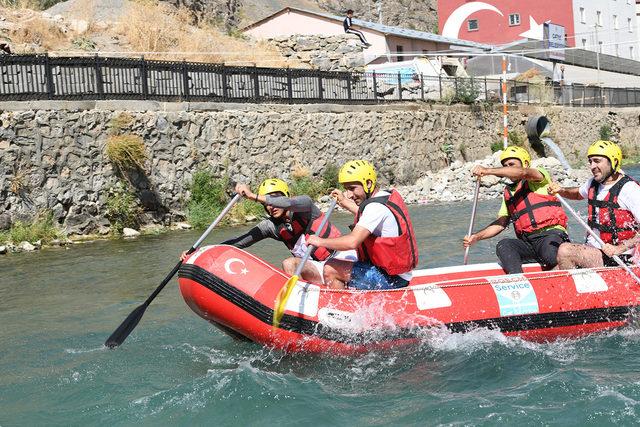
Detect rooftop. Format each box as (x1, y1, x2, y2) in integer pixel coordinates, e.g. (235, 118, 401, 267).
(243, 7, 494, 51)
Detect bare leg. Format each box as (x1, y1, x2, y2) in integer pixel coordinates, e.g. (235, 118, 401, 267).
(281, 257, 323, 284)
(556, 243, 604, 269)
(323, 258, 355, 289)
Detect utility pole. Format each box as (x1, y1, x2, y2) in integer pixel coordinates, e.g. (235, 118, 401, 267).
(595, 23, 601, 85)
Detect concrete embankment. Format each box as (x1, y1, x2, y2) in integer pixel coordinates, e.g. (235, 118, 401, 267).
(0, 100, 636, 236)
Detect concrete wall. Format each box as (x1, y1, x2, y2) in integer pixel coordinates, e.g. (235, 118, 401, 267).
(1, 100, 639, 235)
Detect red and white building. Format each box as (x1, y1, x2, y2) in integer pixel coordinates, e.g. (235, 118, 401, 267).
(438, 0, 639, 60)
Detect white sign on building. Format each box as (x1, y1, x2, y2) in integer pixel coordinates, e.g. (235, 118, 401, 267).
(544, 22, 566, 61)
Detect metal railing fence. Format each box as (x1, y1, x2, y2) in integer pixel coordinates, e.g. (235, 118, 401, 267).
(1, 54, 639, 107)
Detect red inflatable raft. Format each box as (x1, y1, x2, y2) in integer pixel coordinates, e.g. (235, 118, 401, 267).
(177, 245, 640, 354)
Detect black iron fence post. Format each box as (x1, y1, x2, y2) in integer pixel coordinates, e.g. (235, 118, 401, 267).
(347, 72, 352, 100)
(181, 60, 190, 102)
(420, 73, 424, 100)
(372, 71, 378, 102)
(44, 54, 55, 99)
(397, 72, 402, 101)
(454, 77, 458, 100)
(140, 56, 149, 99)
(318, 72, 323, 101)
(94, 54, 104, 99)
(252, 65, 260, 101)
(439, 74, 442, 101)
(221, 65, 229, 100)
(286, 67, 293, 101)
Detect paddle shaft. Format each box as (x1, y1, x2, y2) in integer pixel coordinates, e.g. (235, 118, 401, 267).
(464, 178, 481, 265)
(272, 198, 338, 328)
(105, 193, 242, 348)
(556, 194, 640, 285)
(293, 198, 338, 277)
(143, 193, 242, 307)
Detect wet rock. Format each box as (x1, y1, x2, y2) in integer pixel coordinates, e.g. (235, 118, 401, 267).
(176, 222, 192, 230)
(0, 246, 6, 254)
(122, 228, 140, 238)
(0, 213, 11, 231)
(17, 241, 36, 252)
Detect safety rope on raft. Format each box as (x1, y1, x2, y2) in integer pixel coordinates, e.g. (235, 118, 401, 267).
(312, 266, 635, 293)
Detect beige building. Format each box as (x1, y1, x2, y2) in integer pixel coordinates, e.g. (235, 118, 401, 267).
(243, 7, 492, 63)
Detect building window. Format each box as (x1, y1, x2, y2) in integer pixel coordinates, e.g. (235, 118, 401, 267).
(630, 46, 635, 59)
(629, 18, 633, 32)
(599, 41, 603, 53)
(582, 38, 587, 48)
(580, 7, 585, 23)
(596, 11, 602, 27)
(615, 44, 619, 56)
(396, 45, 403, 61)
(614, 15, 619, 29)
(468, 19, 478, 31)
(509, 14, 520, 26)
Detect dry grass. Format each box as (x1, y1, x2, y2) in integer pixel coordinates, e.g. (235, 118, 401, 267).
(291, 164, 311, 179)
(116, 0, 299, 66)
(105, 134, 147, 171)
(0, 0, 45, 9)
(4, 12, 69, 51)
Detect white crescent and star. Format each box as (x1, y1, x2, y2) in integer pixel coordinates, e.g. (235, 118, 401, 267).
(442, 2, 503, 39)
(442, 2, 545, 42)
(224, 258, 248, 275)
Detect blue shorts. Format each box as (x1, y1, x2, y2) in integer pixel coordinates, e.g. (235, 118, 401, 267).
(348, 262, 409, 290)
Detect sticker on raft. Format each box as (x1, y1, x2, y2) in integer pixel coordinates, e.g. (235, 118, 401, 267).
(284, 282, 320, 317)
(413, 284, 452, 310)
(570, 269, 608, 293)
(487, 275, 539, 316)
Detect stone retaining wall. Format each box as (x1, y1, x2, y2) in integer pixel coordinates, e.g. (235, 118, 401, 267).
(1, 100, 639, 235)
(267, 34, 366, 71)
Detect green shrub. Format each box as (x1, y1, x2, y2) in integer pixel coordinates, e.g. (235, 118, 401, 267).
(105, 134, 147, 171)
(599, 124, 613, 141)
(105, 182, 141, 234)
(454, 78, 480, 104)
(321, 163, 340, 192)
(0, 211, 64, 244)
(187, 170, 232, 228)
(508, 130, 526, 147)
(290, 175, 325, 200)
(490, 141, 504, 153)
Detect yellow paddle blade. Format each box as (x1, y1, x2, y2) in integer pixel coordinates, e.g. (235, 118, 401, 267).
(273, 275, 299, 328)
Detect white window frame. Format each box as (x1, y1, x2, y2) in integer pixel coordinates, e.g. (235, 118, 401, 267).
(508, 13, 520, 26)
(614, 15, 619, 30)
(630, 46, 635, 59)
(597, 11, 602, 27)
(582, 38, 587, 48)
(580, 7, 585, 24)
(629, 18, 633, 32)
(468, 19, 479, 31)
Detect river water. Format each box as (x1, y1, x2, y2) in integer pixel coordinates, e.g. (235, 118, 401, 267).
(3, 169, 640, 425)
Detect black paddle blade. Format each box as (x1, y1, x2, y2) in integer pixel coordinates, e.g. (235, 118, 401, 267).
(104, 303, 148, 348)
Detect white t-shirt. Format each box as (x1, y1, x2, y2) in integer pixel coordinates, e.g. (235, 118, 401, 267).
(356, 190, 413, 281)
(578, 174, 640, 254)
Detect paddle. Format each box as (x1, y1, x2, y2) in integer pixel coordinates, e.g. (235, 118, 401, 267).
(105, 193, 242, 348)
(272, 198, 338, 329)
(464, 177, 481, 265)
(555, 194, 640, 285)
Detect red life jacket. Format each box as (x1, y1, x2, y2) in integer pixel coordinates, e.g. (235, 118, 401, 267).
(276, 211, 341, 261)
(503, 180, 567, 236)
(354, 189, 419, 276)
(587, 175, 640, 245)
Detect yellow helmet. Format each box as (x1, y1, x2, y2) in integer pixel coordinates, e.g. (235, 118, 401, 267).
(500, 146, 531, 167)
(257, 178, 290, 197)
(587, 140, 622, 172)
(338, 160, 377, 194)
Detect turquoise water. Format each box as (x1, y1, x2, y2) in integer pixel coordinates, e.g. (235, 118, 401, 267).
(3, 173, 640, 425)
